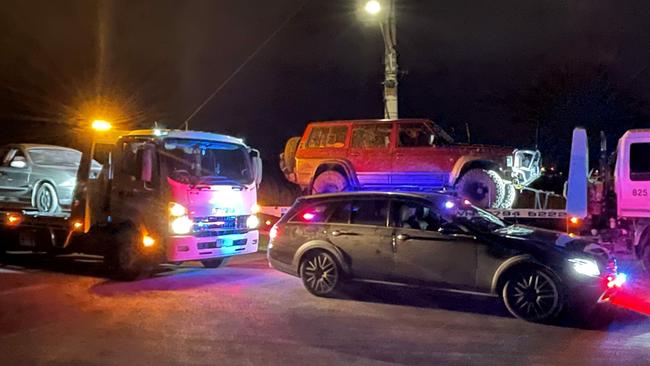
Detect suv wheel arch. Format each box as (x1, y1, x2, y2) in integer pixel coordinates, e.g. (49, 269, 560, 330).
(309, 161, 358, 191)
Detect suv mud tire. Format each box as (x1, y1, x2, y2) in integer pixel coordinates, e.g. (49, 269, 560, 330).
(500, 183, 517, 209)
(456, 169, 505, 208)
(311, 171, 349, 194)
(281, 136, 301, 174)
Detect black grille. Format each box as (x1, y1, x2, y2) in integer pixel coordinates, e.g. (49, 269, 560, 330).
(192, 215, 248, 237)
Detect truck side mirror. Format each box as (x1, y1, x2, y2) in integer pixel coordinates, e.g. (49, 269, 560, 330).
(139, 148, 153, 183)
(250, 149, 263, 186)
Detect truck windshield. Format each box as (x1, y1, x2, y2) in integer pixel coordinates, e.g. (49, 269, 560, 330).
(162, 139, 253, 185)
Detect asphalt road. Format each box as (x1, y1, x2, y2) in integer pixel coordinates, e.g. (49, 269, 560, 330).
(1, 251, 650, 366)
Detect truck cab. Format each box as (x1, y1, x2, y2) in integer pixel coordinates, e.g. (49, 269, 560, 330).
(2, 128, 263, 280)
(615, 129, 650, 218)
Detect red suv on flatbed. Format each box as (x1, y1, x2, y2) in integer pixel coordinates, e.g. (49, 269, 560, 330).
(281, 119, 540, 208)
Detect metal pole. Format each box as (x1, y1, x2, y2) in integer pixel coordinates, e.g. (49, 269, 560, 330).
(382, 0, 398, 119)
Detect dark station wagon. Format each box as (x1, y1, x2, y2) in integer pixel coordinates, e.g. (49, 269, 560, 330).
(267, 191, 626, 323)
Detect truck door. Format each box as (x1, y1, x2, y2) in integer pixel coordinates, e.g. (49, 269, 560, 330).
(616, 135, 650, 217)
(348, 123, 393, 189)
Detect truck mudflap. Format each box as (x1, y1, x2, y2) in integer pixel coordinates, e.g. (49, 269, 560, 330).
(166, 230, 259, 262)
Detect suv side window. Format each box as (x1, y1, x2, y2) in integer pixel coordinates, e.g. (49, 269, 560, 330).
(351, 124, 392, 149)
(398, 122, 434, 147)
(350, 199, 389, 226)
(306, 126, 348, 148)
(391, 199, 444, 231)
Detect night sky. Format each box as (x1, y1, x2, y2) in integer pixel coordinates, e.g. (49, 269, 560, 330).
(1, 0, 649, 167)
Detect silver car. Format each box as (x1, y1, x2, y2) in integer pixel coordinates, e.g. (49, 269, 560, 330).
(0, 144, 100, 213)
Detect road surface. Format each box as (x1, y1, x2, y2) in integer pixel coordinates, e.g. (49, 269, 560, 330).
(1, 251, 649, 365)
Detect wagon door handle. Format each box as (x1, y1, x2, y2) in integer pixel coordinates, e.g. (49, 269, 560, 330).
(331, 230, 358, 237)
(396, 234, 410, 241)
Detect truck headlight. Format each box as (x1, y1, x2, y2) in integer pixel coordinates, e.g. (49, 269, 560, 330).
(246, 215, 259, 229)
(169, 202, 188, 217)
(171, 216, 193, 234)
(568, 258, 600, 277)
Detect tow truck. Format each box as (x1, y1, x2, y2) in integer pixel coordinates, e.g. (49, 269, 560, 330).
(563, 128, 650, 272)
(0, 126, 263, 280)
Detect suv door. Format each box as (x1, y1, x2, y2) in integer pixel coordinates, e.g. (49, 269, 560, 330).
(325, 198, 394, 281)
(390, 198, 478, 290)
(348, 123, 393, 189)
(392, 121, 454, 188)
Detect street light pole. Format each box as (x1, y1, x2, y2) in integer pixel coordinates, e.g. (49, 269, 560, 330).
(381, 0, 398, 119)
(364, 0, 398, 119)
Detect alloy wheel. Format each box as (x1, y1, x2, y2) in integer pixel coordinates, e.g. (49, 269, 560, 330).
(301, 252, 340, 296)
(503, 269, 561, 322)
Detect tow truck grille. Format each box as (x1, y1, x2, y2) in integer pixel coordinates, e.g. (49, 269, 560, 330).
(192, 215, 248, 237)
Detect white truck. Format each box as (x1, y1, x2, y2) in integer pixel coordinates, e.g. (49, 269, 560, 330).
(564, 128, 650, 272)
(0, 128, 263, 280)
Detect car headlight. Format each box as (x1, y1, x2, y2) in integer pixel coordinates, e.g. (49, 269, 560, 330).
(246, 215, 260, 229)
(171, 216, 193, 234)
(568, 258, 600, 277)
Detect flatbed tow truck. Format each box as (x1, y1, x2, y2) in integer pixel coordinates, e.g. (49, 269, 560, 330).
(0, 126, 263, 280)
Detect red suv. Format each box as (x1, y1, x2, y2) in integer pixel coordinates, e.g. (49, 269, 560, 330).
(281, 119, 540, 208)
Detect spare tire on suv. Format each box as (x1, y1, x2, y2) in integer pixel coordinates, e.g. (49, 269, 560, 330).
(455, 169, 505, 208)
(280, 136, 301, 178)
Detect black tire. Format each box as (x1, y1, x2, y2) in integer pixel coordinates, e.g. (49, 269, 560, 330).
(34, 182, 60, 213)
(201, 257, 231, 268)
(455, 169, 505, 208)
(311, 170, 349, 194)
(502, 267, 564, 322)
(281, 136, 301, 173)
(500, 183, 517, 209)
(300, 251, 341, 297)
(641, 246, 650, 274)
(104, 227, 153, 281)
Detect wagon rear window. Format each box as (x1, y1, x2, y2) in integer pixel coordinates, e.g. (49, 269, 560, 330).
(630, 143, 650, 181)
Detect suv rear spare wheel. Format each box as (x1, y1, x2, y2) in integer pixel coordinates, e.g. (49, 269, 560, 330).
(456, 169, 505, 208)
(281, 136, 301, 174)
(311, 171, 349, 194)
